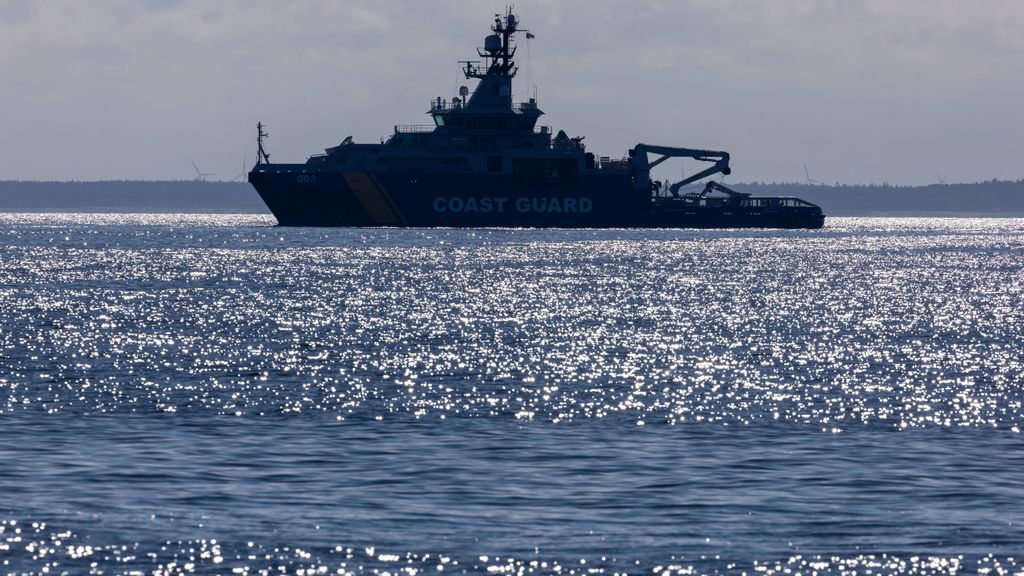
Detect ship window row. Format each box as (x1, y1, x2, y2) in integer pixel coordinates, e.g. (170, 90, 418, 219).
(686, 197, 816, 208)
(383, 157, 469, 169)
(742, 198, 815, 207)
(511, 157, 579, 177)
(440, 115, 535, 131)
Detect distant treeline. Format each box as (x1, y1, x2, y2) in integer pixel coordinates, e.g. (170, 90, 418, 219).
(1, 179, 1024, 216)
(728, 180, 1024, 216)
(0, 180, 269, 213)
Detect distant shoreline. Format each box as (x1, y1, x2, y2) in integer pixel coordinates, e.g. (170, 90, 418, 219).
(0, 180, 270, 214)
(2, 180, 1023, 217)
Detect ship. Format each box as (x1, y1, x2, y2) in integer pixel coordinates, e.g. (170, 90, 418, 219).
(248, 9, 825, 229)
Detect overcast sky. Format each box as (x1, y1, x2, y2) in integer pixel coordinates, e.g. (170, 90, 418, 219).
(2, 0, 1022, 184)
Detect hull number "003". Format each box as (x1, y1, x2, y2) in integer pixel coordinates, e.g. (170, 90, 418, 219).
(297, 175, 317, 184)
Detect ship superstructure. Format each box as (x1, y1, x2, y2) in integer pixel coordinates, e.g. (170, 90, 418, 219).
(249, 9, 824, 229)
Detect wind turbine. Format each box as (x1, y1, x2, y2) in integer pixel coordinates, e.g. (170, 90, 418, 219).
(803, 162, 822, 185)
(936, 171, 947, 185)
(190, 158, 217, 182)
(232, 155, 248, 182)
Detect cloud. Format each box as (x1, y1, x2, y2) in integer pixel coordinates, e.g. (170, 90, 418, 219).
(0, 0, 1021, 183)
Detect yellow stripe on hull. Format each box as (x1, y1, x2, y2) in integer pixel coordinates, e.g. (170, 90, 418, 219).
(344, 172, 401, 225)
(369, 173, 406, 224)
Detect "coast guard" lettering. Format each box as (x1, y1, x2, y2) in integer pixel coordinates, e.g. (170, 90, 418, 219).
(433, 197, 593, 213)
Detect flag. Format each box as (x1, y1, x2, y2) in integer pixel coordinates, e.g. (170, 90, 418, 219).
(525, 32, 535, 39)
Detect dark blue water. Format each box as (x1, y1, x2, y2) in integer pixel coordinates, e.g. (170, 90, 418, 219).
(1, 214, 1022, 575)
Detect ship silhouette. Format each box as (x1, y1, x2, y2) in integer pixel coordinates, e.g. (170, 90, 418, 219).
(249, 9, 824, 229)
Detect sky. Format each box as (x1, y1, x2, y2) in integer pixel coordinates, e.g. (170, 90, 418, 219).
(1, 0, 1022, 185)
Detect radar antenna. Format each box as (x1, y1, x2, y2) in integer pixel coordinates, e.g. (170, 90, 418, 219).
(257, 122, 271, 165)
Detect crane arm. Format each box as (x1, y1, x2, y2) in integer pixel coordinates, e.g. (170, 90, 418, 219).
(629, 144, 731, 194)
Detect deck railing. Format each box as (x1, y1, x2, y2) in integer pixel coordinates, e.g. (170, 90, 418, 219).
(428, 99, 541, 112)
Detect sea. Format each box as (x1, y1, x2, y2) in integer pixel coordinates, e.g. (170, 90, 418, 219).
(1, 214, 1022, 576)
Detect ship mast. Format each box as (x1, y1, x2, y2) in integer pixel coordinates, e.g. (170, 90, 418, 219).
(256, 122, 270, 165)
(464, 7, 521, 79)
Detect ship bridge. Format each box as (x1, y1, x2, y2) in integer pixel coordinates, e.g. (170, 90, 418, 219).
(386, 8, 547, 150)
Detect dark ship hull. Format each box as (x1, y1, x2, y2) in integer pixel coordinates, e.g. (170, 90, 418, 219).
(248, 9, 825, 230)
(250, 169, 824, 229)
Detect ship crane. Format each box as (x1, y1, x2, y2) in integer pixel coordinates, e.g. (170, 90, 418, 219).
(685, 180, 750, 201)
(630, 144, 731, 194)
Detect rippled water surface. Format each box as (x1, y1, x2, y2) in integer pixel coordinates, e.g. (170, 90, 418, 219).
(1, 214, 1023, 575)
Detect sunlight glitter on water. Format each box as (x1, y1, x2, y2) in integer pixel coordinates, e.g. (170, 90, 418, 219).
(2, 518, 1022, 576)
(1, 217, 1021, 429)
(2, 216, 1024, 574)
